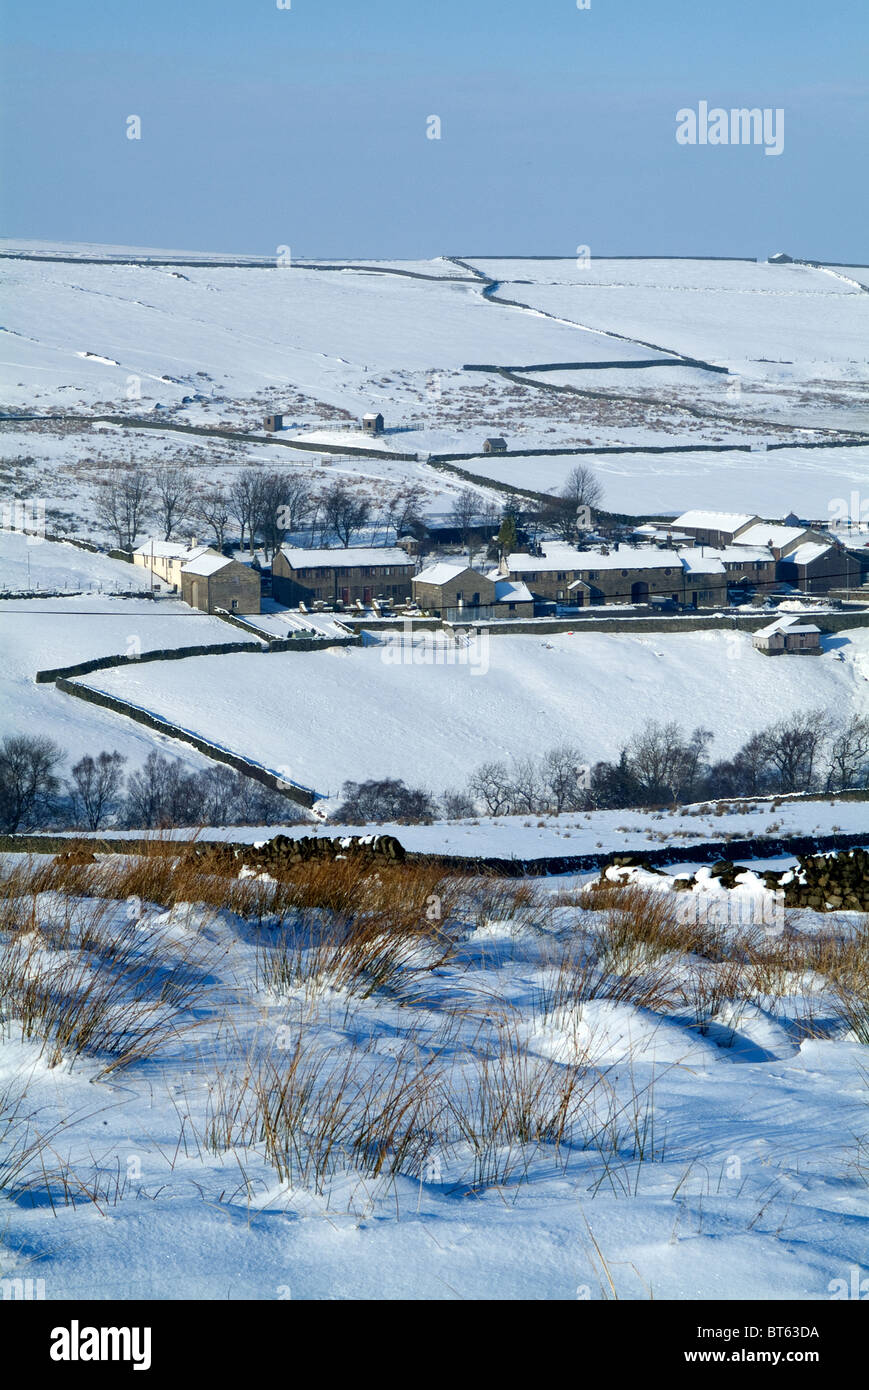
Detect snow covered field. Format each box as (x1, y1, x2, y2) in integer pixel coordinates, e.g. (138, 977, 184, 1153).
(2, 244, 866, 528)
(0, 529, 157, 596)
(75, 627, 869, 808)
(1, 257, 656, 412)
(41, 796, 869, 859)
(1, 851, 866, 1300)
(0, 533, 256, 771)
(471, 258, 869, 384)
(444, 444, 869, 520)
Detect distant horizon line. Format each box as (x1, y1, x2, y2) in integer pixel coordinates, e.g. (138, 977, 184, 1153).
(1, 240, 867, 270)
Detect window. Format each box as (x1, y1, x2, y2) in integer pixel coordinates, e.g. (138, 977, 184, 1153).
(664, 567, 672, 576)
(621, 569, 629, 577)
(587, 571, 598, 580)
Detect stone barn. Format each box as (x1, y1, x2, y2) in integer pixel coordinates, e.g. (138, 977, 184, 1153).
(180, 551, 261, 615)
(752, 616, 822, 655)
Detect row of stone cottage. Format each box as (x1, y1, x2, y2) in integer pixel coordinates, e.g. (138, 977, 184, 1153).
(132, 508, 861, 617)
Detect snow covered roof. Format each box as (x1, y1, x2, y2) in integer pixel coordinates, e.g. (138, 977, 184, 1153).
(507, 544, 687, 573)
(494, 579, 533, 604)
(703, 545, 774, 564)
(678, 550, 726, 575)
(756, 615, 821, 637)
(181, 551, 233, 577)
(280, 546, 412, 569)
(414, 562, 476, 586)
(733, 523, 809, 550)
(672, 510, 758, 534)
(505, 548, 583, 573)
(135, 540, 210, 560)
(632, 524, 692, 542)
(785, 541, 832, 567)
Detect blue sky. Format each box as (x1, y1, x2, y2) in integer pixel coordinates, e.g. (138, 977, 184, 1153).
(3, 0, 867, 259)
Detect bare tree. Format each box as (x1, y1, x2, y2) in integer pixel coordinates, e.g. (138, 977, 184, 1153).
(825, 714, 869, 791)
(538, 464, 603, 542)
(763, 709, 832, 793)
(322, 480, 370, 547)
(450, 488, 479, 558)
(192, 485, 231, 551)
(562, 463, 602, 512)
(506, 755, 547, 814)
(68, 751, 127, 830)
(229, 469, 264, 554)
(628, 721, 712, 805)
(123, 752, 201, 828)
(467, 760, 513, 816)
(154, 463, 192, 540)
(385, 484, 426, 544)
(440, 788, 476, 819)
(94, 462, 152, 549)
(541, 744, 589, 812)
(333, 778, 436, 824)
(264, 472, 312, 559)
(0, 734, 64, 832)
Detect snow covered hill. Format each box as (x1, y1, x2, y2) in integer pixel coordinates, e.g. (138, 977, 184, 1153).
(76, 626, 869, 808)
(2, 242, 866, 521)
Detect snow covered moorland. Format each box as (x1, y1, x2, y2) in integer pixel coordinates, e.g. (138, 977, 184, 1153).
(1, 244, 868, 1303)
(1, 243, 867, 525)
(0, 849, 867, 1300)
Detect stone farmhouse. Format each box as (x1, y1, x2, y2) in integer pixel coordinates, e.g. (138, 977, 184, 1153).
(272, 546, 415, 607)
(707, 544, 778, 593)
(663, 510, 859, 594)
(412, 562, 534, 619)
(502, 542, 728, 608)
(133, 539, 210, 590)
(133, 539, 260, 614)
(752, 615, 822, 655)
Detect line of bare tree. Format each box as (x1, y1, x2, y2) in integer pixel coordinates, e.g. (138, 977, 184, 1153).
(461, 711, 869, 816)
(0, 736, 297, 832)
(93, 454, 427, 557)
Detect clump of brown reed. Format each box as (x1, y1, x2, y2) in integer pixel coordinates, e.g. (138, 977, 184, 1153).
(0, 895, 217, 1073)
